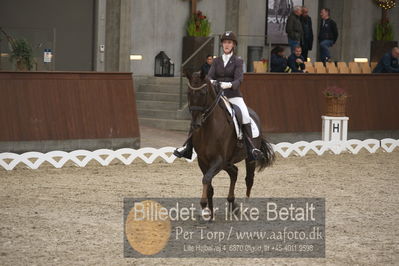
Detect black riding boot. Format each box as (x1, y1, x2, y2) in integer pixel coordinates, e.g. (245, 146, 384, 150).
(173, 135, 193, 159)
(242, 123, 264, 161)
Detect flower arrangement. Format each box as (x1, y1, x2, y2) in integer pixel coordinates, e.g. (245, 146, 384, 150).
(186, 11, 211, 37)
(323, 86, 347, 98)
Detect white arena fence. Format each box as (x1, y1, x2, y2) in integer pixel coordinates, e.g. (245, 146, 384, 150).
(0, 139, 398, 171)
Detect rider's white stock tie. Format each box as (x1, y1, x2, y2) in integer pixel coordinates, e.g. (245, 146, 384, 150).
(222, 52, 233, 67)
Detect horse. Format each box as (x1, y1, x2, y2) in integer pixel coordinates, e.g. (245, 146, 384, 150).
(185, 71, 275, 220)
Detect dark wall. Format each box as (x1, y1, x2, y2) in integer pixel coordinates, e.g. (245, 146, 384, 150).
(0, 0, 95, 71)
(0, 71, 140, 141)
(241, 73, 399, 133)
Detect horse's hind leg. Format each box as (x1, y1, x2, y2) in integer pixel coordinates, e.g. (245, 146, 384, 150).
(207, 184, 214, 219)
(245, 159, 256, 198)
(224, 164, 238, 210)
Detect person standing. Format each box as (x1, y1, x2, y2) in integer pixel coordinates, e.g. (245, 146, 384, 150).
(300, 7, 313, 60)
(318, 8, 338, 63)
(286, 6, 303, 53)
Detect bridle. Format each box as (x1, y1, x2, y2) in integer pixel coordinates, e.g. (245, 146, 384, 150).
(187, 81, 224, 127)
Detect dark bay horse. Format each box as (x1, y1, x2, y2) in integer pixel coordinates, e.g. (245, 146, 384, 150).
(186, 72, 275, 219)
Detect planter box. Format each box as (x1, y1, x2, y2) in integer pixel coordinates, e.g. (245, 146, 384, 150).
(325, 96, 347, 117)
(370, 40, 398, 62)
(182, 36, 214, 74)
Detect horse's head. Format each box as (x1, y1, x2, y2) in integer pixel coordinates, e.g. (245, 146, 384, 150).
(186, 71, 216, 129)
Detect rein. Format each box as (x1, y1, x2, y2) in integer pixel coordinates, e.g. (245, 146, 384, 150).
(188, 82, 224, 126)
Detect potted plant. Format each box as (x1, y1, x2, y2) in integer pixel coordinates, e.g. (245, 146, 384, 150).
(0, 27, 34, 71)
(10, 39, 34, 71)
(323, 87, 348, 117)
(182, 10, 213, 74)
(186, 10, 211, 37)
(370, 0, 398, 62)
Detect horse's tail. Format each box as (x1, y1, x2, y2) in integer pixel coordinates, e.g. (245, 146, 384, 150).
(256, 136, 275, 172)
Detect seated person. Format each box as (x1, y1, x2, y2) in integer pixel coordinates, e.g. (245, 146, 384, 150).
(287, 46, 307, 73)
(373, 47, 399, 73)
(270, 46, 291, 73)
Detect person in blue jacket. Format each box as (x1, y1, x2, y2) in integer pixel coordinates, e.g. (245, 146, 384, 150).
(270, 46, 291, 73)
(287, 46, 306, 73)
(373, 47, 399, 73)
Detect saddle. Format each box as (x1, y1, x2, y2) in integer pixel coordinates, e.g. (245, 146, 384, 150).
(220, 96, 260, 140)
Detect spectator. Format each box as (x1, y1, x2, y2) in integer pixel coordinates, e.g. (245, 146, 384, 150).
(318, 8, 338, 63)
(270, 46, 291, 73)
(373, 47, 399, 73)
(301, 7, 313, 60)
(200, 55, 213, 79)
(288, 46, 306, 73)
(286, 6, 303, 53)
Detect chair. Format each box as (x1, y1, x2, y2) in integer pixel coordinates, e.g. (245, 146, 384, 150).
(325, 61, 335, 67)
(326, 62, 339, 73)
(253, 61, 267, 73)
(314, 62, 325, 69)
(359, 62, 371, 74)
(370, 62, 378, 71)
(337, 62, 349, 74)
(304, 61, 313, 68)
(349, 62, 361, 74)
(306, 65, 315, 73)
(315, 65, 327, 73)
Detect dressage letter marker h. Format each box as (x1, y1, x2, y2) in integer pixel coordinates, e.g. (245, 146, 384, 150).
(322, 116, 349, 142)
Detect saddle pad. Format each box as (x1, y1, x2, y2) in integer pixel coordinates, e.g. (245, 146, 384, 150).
(221, 96, 260, 139)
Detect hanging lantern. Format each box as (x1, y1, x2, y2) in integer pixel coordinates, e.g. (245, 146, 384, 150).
(154, 51, 175, 77)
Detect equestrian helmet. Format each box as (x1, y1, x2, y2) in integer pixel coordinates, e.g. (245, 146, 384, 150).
(221, 31, 237, 45)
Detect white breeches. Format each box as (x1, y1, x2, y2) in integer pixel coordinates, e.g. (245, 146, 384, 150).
(228, 97, 251, 124)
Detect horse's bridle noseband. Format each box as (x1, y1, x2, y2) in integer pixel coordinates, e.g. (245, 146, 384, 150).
(188, 82, 224, 127)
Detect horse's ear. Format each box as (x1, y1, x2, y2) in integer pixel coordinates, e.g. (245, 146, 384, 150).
(184, 70, 193, 82)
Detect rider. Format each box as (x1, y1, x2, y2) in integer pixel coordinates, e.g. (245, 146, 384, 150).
(173, 31, 263, 161)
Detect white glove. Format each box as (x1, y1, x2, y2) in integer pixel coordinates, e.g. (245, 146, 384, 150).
(220, 82, 232, 89)
(210, 79, 217, 85)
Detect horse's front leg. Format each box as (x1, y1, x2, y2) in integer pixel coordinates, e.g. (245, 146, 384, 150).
(200, 157, 223, 219)
(224, 164, 238, 210)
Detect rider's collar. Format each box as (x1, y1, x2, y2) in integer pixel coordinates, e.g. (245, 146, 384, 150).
(222, 52, 233, 66)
